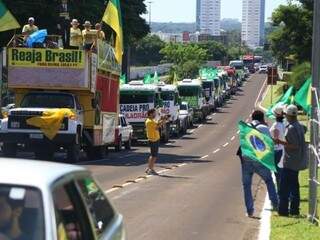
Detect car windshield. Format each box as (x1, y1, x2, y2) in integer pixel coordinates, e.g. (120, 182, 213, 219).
(0, 185, 44, 240)
(180, 104, 187, 110)
(21, 93, 75, 108)
(161, 92, 174, 101)
(120, 93, 155, 104)
(178, 87, 199, 97)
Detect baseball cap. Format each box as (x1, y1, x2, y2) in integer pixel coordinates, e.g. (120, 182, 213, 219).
(273, 104, 284, 115)
(71, 19, 79, 25)
(28, 17, 35, 22)
(285, 104, 298, 116)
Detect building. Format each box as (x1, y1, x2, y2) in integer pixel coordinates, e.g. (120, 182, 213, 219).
(196, 0, 221, 36)
(241, 0, 265, 48)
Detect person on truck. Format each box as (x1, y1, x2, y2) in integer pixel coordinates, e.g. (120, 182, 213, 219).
(95, 23, 105, 40)
(82, 21, 96, 51)
(145, 109, 165, 175)
(22, 17, 38, 36)
(69, 19, 82, 49)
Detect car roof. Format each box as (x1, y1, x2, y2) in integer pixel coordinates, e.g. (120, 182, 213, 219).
(0, 159, 87, 188)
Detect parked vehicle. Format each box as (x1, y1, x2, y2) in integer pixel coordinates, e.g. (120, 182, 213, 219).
(229, 60, 246, 83)
(179, 101, 194, 128)
(0, 159, 125, 240)
(114, 114, 133, 152)
(259, 65, 268, 74)
(0, 37, 120, 162)
(178, 79, 209, 122)
(120, 81, 171, 142)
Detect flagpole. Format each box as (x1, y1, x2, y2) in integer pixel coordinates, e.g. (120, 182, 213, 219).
(309, 0, 320, 223)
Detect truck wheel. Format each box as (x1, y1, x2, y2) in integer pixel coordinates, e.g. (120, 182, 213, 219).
(124, 137, 132, 150)
(34, 148, 54, 161)
(67, 143, 81, 163)
(115, 137, 122, 152)
(2, 143, 17, 158)
(86, 146, 107, 160)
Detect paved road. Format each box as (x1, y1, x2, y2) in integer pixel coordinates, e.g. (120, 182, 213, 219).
(83, 74, 269, 240)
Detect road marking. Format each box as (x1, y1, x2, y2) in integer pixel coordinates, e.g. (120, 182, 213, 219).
(105, 188, 119, 194)
(237, 130, 240, 135)
(178, 163, 187, 167)
(190, 129, 195, 133)
(213, 148, 220, 154)
(231, 136, 236, 141)
(122, 182, 133, 187)
(207, 117, 212, 120)
(212, 113, 217, 116)
(200, 155, 209, 159)
(166, 143, 173, 146)
(255, 77, 268, 108)
(198, 124, 203, 128)
(258, 194, 272, 240)
(223, 142, 229, 148)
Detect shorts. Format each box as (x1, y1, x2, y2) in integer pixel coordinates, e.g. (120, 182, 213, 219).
(149, 140, 160, 157)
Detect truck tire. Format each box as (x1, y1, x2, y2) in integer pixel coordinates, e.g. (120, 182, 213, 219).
(67, 143, 81, 163)
(34, 148, 54, 161)
(2, 143, 17, 158)
(124, 137, 132, 150)
(115, 136, 122, 152)
(86, 146, 107, 160)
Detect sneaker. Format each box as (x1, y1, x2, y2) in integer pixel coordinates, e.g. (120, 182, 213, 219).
(246, 212, 254, 218)
(148, 169, 159, 175)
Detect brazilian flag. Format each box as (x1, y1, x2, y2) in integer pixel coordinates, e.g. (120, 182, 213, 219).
(238, 121, 276, 172)
(0, 1, 20, 32)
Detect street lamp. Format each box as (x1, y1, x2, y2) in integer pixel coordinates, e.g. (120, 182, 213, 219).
(148, 1, 153, 27)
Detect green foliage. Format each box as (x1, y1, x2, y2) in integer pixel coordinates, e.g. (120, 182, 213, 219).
(269, 1, 313, 63)
(161, 43, 207, 80)
(198, 41, 228, 61)
(131, 34, 165, 66)
(289, 62, 311, 89)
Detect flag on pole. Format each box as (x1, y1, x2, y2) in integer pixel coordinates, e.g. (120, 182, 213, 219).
(295, 77, 312, 116)
(143, 74, 152, 84)
(120, 74, 126, 85)
(266, 86, 294, 119)
(102, 0, 123, 64)
(152, 71, 160, 84)
(0, 1, 20, 32)
(238, 121, 276, 172)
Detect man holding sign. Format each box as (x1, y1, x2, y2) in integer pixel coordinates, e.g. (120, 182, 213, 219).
(237, 110, 278, 217)
(145, 109, 166, 175)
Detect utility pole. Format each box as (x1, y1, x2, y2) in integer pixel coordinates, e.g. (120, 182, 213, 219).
(148, 1, 153, 28)
(309, 0, 320, 223)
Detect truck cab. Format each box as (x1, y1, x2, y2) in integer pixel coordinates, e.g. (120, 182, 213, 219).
(120, 81, 171, 142)
(177, 79, 208, 122)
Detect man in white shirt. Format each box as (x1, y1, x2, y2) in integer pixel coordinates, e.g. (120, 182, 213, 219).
(270, 105, 286, 193)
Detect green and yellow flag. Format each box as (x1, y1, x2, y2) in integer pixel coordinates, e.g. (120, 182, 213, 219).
(152, 71, 160, 84)
(0, 1, 20, 32)
(295, 77, 312, 116)
(266, 86, 294, 119)
(238, 121, 276, 172)
(143, 74, 152, 84)
(102, 0, 123, 64)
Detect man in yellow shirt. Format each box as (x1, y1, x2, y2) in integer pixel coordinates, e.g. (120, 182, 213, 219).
(82, 21, 96, 50)
(95, 23, 106, 40)
(22, 17, 39, 36)
(69, 19, 82, 49)
(145, 109, 165, 175)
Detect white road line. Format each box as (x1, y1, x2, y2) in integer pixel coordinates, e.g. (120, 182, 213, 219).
(255, 77, 268, 108)
(212, 113, 217, 116)
(237, 130, 240, 135)
(198, 124, 203, 128)
(190, 129, 195, 133)
(200, 155, 209, 159)
(213, 148, 220, 154)
(258, 194, 272, 240)
(231, 136, 236, 141)
(223, 142, 229, 148)
(105, 188, 119, 194)
(178, 163, 187, 167)
(166, 143, 173, 146)
(122, 182, 133, 187)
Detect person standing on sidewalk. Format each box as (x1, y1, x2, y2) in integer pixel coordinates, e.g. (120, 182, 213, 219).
(238, 110, 279, 217)
(274, 105, 307, 216)
(145, 109, 165, 175)
(270, 105, 286, 193)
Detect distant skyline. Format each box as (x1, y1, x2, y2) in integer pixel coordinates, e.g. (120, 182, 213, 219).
(143, 0, 287, 23)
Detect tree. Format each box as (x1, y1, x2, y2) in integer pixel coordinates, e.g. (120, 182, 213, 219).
(161, 43, 207, 80)
(289, 62, 311, 89)
(198, 41, 228, 61)
(268, 1, 313, 63)
(131, 34, 165, 66)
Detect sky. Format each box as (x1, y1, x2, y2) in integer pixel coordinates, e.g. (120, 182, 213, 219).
(143, 0, 288, 23)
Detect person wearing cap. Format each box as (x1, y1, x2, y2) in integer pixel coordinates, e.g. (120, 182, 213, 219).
(274, 104, 308, 216)
(22, 17, 39, 36)
(270, 105, 286, 194)
(82, 21, 96, 50)
(95, 23, 105, 41)
(69, 19, 82, 49)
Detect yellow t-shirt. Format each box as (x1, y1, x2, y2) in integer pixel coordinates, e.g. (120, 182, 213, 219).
(97, 30, 106, 40)
(22, 24, 38, 35)
(69, 27, 83, 47)
(82, 29, 97, 45)
(146, 118, 160, 142)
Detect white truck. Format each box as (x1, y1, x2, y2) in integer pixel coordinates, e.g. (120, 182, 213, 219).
(119, 81, 171, 142)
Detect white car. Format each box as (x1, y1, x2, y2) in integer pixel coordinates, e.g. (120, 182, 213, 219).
(114, 115, 133, 152)
(179, 102, 194, 128)
(259, 65, 268, 74)
(0, 159, 125, 240)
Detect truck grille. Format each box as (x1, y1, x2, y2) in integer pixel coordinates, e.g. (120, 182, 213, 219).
(8, 115, 68, 130)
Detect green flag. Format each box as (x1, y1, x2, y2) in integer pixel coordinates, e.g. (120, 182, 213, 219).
(295, 77, 312, 116)
(266, 86, 294, 119)
(238, 121, 276, 172)
(120, 74, 126, 85)
(143, 74, 152, 84)
(152, 71, 160, 84)
(0, 0, 20, 32)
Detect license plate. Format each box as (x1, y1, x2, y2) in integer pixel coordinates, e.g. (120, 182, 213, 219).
(29, 133, 44, 139)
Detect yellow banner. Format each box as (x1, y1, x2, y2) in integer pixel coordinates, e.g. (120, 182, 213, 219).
(8, 48, 85, 69)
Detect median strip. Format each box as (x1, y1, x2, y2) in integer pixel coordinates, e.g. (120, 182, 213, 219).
(223, 142, 229, 148)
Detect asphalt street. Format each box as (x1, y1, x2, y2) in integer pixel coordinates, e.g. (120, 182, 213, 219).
(83, 74, 269, 240)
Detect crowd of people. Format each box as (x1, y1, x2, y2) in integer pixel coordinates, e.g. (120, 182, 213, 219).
(20, 17, 106, 50)
(238, 105, 307, 218)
